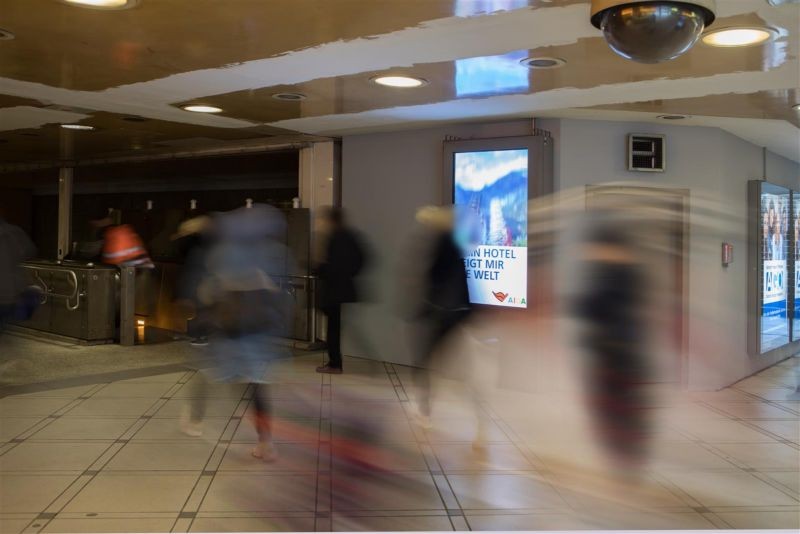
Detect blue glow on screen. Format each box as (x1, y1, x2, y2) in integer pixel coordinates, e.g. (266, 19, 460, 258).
(455, 51, 529, 97)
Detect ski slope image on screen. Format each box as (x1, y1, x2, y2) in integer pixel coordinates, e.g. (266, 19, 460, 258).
(453, 149, 528, 308)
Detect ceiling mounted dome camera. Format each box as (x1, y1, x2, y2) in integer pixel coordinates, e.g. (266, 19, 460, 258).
(591, 0, 716, 63)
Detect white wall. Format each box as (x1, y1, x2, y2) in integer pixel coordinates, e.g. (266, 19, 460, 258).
(341, 118, 800, 389)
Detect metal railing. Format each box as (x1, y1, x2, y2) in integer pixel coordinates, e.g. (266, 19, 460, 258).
(22, 265, 84, 311)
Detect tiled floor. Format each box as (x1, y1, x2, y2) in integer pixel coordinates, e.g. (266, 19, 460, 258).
(0, 350, 797, 532)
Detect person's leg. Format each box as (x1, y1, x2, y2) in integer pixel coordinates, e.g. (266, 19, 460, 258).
(180, 371, 207, 437)
(251, 383, 276, 461)
(319, 304, 343, 371)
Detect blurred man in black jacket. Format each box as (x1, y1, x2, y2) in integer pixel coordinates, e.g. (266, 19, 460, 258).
(316, 207, 367, 374)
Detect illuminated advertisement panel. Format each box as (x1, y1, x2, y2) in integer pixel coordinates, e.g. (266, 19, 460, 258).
(793, 191, 800, 341)
(453, 149, 528, 308)
(760, 183, 790, 352)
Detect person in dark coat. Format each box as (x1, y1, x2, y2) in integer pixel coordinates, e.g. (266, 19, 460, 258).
(411, 206, 472, 426)
(0, 216, 36, 333)
(316, 207, 367, 374)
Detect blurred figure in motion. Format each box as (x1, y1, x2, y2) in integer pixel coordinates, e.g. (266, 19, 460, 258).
(0, 214, 36, 336)
(573, 224, 652, 472)
(409, 206, 472, 429)
(315, 207, 368, 374)
(91, 209, 154, 269)
(192, 204, 294, 461)
(173, 215, 214, 347)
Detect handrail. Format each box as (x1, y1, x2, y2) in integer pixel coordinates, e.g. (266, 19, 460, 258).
(21, 265, 84, 311)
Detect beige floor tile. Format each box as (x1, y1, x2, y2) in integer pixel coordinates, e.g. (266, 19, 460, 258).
(704, 401, 797, 419)
(449, 473, 567, 510)
(332, 441, 428, 472)
(750, 419, 800, 442)
(245, 400, 321, 419)
(672, 419, 776, 443)
(0, 474, 77, 512)
(41, 516, 177, 533)
(117, 372, 187, 384)
(332, 471, 444, 511)
(267, 384, 324, 402)
(30, 417, 137, 441)
(466, 513, 600, 531)
(432, 442, 533, 472)
(189, 516, 315, 532)
(154, 398, 240, 418)
(131, 416, 229, 442)
(0, 441, 111, 471)
(712, 442, 800, 470)
(424, 417, 509, 443)
(0, 398, 73, 417)
(64, 398, 156, 417)
(0, 417, 43, 440)
(557, 477, 688, 510)
(332, 514, 453, 531)
(13, 385, 95, 399)
(663, 470, 799, 507)
(232, 417, 320, 443)
(219, 442, 318, 472)
(652, 441, 738, 470)
(0, 518, 33, 534)
(62, 473, 198, 512)
(103, 441, 216, 471)
(740, 388, 798, 402)
(200, 474, 316, 512)
(716, 511, 800, 529)
(764, 471, 800, 494)
(92, 382, 175, 399)
(688, 389, 760, 403)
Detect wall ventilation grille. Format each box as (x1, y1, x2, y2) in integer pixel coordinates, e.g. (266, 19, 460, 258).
(628, 134, 665, 172)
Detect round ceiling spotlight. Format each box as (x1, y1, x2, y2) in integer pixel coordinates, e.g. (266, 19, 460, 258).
(0, 28, 15, 41)
(371, 76, 428, 88)
(61, 0, 140, 9)
(182, 105, 222, 113)
(701, 26, 778, 47)
(590, 0, 717, 63)
(657, 114, 689, 120)
(271, 92, 307, 101)
(60, 123, 95, 130)
(519, 57, 566, 69)
(793, 103, 800, 111)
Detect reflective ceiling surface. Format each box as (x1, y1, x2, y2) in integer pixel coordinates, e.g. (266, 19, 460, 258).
(0, 0, 797, 165)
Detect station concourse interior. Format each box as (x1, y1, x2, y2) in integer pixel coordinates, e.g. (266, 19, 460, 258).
(0, 1, 799, 533)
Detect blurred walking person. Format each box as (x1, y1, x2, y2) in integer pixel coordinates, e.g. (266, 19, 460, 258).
(194, 205, 294, 461)
(573, 225, 653, 472)
(173, 215, 214, 347)
(0, 214, 36, 335)
(409, 206, 472, 428)
(315, 207, 368, 374)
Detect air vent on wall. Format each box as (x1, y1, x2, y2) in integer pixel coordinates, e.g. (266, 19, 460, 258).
(628, 134, 665, 172)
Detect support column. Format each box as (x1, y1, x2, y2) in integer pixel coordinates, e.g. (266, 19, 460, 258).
(57, 167, 73, 261)
(299, 141, 340, 344)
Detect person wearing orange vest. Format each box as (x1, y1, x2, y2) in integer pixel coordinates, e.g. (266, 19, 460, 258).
(91, 211, 154, 269)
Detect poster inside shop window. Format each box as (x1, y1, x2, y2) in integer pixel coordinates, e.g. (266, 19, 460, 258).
(760, 183, 791, 352)
(453, 149, 528, 308)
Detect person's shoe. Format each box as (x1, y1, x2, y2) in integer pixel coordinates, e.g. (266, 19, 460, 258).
(179, 406, 203, 437)
(190, 337, 209, 347)
(316, 365, 343, 374)
(252, 441, 278, 462)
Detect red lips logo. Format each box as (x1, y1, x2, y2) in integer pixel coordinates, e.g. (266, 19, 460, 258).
(492, 291, 508, 302)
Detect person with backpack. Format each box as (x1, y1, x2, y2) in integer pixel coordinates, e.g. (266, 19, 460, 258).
(315, 207, 368, 374)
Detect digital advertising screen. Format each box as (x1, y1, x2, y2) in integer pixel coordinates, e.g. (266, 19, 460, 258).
(453, 149, 528, 308)
(793, 191, 800, 341)
(760, 183, 791, 352)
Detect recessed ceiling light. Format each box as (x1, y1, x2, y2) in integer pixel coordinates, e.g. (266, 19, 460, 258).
(61, 0, 139, 9)
(61, 124, 95, 130)
(182, 105, 223, 113)
(271, 92, 307, 101)
(0, 28, 14, 41)
(519, 57, 566, 69)
(793, 104, 800, 111)
(702, 27, 778, 47)
(371, 76, 427, 88)
(657, 114, 689, 120)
